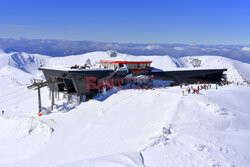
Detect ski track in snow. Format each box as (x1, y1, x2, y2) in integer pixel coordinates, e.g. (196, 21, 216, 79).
(3, 86, 249, 167)
(142, 86, 250, 167)
(0, 51, 250, 166)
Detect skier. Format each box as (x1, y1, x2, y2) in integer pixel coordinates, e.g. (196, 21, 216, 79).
(216, 84, 218, 89)
(163, 84, 165, 89)
(2, 110, 4, 115)
(188, 88, 191, 94)
(182, 91, 184, 96)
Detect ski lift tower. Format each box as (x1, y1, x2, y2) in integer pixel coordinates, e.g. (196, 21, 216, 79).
(27, 79, 48, 113)
(27, 79, 61, 113)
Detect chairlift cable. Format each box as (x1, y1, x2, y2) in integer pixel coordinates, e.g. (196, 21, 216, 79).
(0, 91, 33, 104)
(0, 87, 28, 98)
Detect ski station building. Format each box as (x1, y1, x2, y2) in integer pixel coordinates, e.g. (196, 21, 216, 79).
(38, 57, 227, 97)
(29, 55, 227, 113)
(100, 59, 152, 75)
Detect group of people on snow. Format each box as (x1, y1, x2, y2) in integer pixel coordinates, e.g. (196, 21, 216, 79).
(181, 81, 230, 96)
(123, 78, 232, 93)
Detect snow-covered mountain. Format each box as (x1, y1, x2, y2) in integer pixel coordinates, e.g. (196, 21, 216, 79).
(0, 51, 250, 167)
(1, 50, 250, 84)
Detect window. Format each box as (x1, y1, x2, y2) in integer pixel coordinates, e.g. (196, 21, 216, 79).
(119, 63, 124, 68)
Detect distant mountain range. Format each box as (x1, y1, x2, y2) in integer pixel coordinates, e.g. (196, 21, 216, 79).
(1, 37, 250, 63)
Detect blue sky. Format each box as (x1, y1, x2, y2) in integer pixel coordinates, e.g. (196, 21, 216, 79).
(0, 0, 250, 44)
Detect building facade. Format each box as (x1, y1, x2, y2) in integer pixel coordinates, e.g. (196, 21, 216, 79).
(100, 60, 152, 75)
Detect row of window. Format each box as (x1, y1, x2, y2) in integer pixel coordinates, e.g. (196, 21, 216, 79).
(126, 63, 151, 69)
(101, 63, 151, 69)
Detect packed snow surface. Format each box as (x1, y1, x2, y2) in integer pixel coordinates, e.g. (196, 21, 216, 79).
(0, 50, 250, 167)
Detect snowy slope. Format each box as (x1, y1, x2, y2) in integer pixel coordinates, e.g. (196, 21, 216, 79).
(44, 52, 250, 84)
(181, 56, 250, 84)
(143, 86, 250, 167)
(4, 86, 250, 167)
(0, 50, 250, 167)
(0, 116, 51, 165)
(1, 50, 250, 84)
(0, 51, 49, 76)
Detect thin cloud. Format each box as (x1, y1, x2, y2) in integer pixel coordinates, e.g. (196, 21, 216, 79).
(242, 47, 250, 52)
(146, 45, 162, 50)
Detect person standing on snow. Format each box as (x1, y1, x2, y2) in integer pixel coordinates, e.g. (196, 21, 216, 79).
(197, 89, 199, 94)
(2, 110, 4, 115)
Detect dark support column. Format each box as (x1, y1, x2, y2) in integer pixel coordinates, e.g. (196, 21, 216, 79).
(79, 95, 83, 102)
(28, 79, 60, 114)
(67, 94, 72, 102)
(38, 86, 42, 113)
(51, 84, 55, 110)
(57, 92, 60, 100)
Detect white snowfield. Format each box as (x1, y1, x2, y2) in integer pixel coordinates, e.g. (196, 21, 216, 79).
(0, 50, 250, 167)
